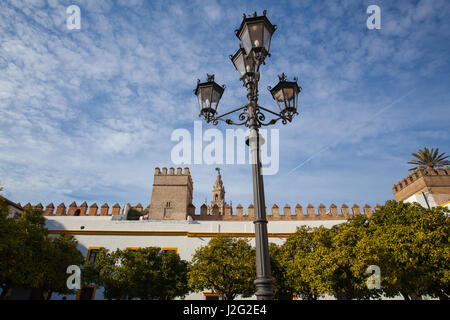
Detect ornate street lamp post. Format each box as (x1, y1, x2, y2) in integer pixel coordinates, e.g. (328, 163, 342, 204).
(194, 11, 301, 300)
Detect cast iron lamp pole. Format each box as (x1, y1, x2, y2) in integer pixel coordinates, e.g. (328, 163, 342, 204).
(194, 11, 301, 300)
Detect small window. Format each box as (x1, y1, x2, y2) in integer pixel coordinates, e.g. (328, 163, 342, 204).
(86, 247, 103, 264)
(162, 247, 178, 254)
(203, 291, 219, 300)
(165, 201, 172, 208)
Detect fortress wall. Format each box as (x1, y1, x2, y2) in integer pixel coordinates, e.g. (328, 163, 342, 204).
(393, 167, 450, 203)
(189, 203, 377, 221)
(40, 201, 378, 220)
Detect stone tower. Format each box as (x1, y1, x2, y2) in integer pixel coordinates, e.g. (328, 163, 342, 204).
(148, 167, 194, 220)
(208, 168, 227, 215)
(392, 167, 450, 208)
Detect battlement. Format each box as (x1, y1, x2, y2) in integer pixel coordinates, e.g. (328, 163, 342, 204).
(192, 203, 378, 221)
(41, 202, 144, 216)
(38, 202, 378, 220)
(153, 167, 193, 186)
(392, 167, 450, 203)
(154, 167, 191, 176)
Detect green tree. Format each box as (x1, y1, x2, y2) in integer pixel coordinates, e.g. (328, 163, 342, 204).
(188, 235, 256, 300)
(41, 233, 84, 300)
(0, 206, 48, 299)
(328, 218, 382, 300)
(284, 221, 381, 300)
(283, 225, 333, 300)
(126, 208, 146, 220)
(269, 242, 295, 300)
(83, 248, 126, 299)
(126, 248, 189, 299)
(0, 196, 17, 298)
(356, 200, 449, 300)
(0, 195, 8, 216)
(83, 247, 189, 300)
(0, 204, 84, 300)
(408, 147, 450, 171)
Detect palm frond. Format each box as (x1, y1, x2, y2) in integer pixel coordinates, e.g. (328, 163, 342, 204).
(408, 147, 449, 171)
(432, 148, 439, 159)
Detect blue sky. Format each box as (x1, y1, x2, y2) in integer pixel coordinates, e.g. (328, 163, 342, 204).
(0, 0, 449, 213)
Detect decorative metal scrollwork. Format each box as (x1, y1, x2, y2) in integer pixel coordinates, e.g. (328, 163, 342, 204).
(203, 104, 295, 128)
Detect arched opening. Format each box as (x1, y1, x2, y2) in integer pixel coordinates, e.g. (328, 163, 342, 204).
(74, 209, 81, 216)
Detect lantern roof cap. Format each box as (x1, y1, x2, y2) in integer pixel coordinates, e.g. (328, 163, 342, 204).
(194, 74, 225, 96)
(268, 73, 300, 96)
(235, 10, 277, 40)
(229, 46, 246, 62)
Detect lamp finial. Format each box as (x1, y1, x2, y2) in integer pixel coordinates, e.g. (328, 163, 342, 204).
(278, 73, 287, 81)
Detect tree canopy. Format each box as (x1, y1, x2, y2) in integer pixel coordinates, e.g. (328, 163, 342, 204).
(83, 247, 189, 300)
(408, 147, 450, 171)
(126, 208, 146, 220)
(355, 200, 449, 300)
(281, 222, 380, 300)
(188, 235, 256, 300)
(0, 202, 83, 299)
(281, 201, 449, 300)
(269, 242, 295, 300)
(41, 233, 84, 300)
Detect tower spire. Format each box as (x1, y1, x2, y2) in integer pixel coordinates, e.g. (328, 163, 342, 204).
(209, 167, 226, 215)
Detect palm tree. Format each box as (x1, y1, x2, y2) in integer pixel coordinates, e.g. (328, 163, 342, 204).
(408, 147, 450, 171)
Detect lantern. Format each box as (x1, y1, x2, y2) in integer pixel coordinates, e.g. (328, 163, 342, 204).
(230, 47, 255, 79)
(269, 73, 301, 117)
(194, 74, 225, 120)
(235, 11, 276, 60)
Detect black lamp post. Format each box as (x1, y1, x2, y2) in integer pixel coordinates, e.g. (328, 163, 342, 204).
(194, 10, 301, 300)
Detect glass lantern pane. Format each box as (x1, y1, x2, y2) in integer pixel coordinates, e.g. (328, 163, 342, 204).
(287, 95, 295, 109)
(212, 88, 222, 103)
(283, 87, 294, 100)
(274, 89, 285, 102)
(249, 23, 263, 48)
(201, 87, 212, 109)
(263, 26, 272, 52)
(241, 25, 252, 55)
(210, 101, 218, 113)
(283, 88, 295, 108)
(197, 93, 203, 111)
(234, 52, 246, 77)
(273, 89, 285, 112)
